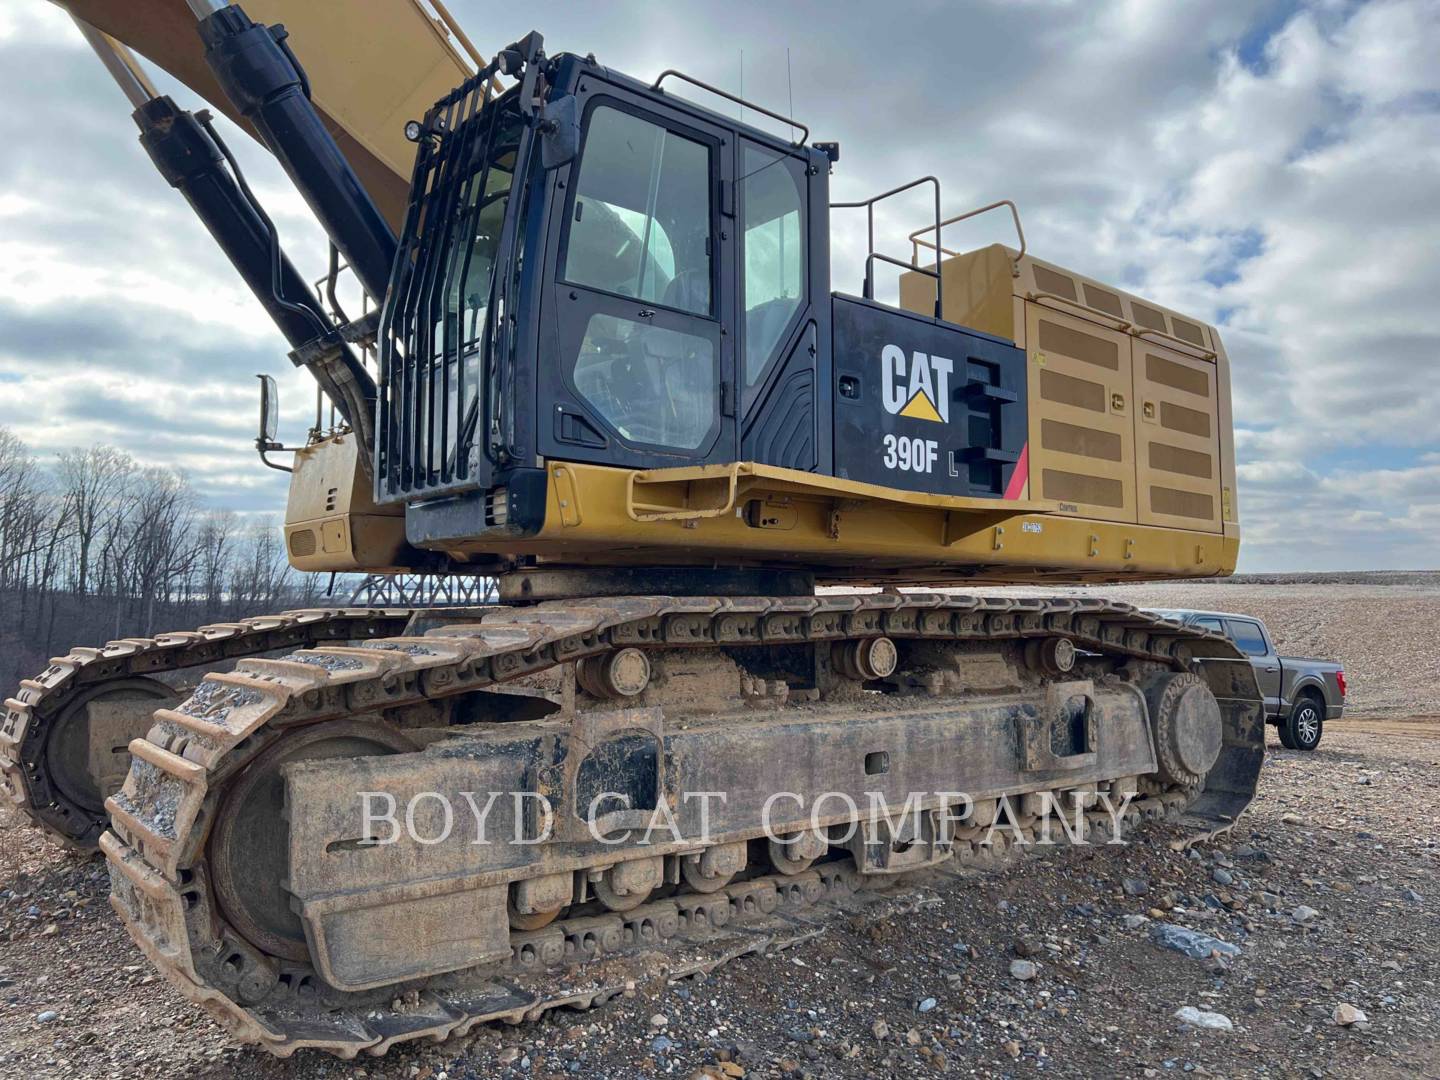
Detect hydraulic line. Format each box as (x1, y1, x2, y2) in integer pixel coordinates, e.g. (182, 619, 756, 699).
(74, 18, 377, 454)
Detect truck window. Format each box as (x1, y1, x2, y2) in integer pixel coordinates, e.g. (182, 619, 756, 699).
(1191, 616, 1224, 633)
(1225, 619, 1269, 657)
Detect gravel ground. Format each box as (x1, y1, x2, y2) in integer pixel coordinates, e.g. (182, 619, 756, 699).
(2, 580, 1438, 1079)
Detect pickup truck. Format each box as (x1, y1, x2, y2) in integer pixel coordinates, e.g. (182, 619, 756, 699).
(1148, 609, 1346, 751)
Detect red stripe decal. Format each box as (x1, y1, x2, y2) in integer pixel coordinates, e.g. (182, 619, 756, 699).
(1003, 442, 1029, 501)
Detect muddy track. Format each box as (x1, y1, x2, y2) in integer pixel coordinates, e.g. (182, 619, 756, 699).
(93, 593, 1261, 1058)
(0, 609, 417, 849)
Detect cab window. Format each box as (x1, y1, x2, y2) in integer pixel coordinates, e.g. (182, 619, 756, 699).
(562, 106, 712, 316)
(739, 143, 804, 384)
(1191, 616, 1225, 634)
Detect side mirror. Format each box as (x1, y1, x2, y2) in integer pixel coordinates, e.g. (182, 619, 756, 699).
(254, 374, 293, 472)
(540, 95, 580, 169)
(257, 374, 280, 444)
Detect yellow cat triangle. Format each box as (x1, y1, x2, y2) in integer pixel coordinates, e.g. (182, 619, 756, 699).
(899, 391, 943, 423)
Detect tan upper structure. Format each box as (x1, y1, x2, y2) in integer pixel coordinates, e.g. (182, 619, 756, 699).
(899, 245, 1238, 545)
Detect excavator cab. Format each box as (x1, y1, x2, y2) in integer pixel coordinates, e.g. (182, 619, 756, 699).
(379, 39, 828, 509)
(376, 37, 1035, 562)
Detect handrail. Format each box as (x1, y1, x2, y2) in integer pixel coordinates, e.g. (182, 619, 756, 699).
(626, 467, 741, 522)
(651, 70, 810, 146)
(1026, 290, 1132, 333)
(866, 253, 938, 309)
(909, 199, 1026, 278)
(1130, 326, 1217, 361)
(426, 0, 487, 69)
(832, 175, 943, 319)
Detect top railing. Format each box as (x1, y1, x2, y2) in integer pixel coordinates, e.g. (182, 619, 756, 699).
(832, 176, 944, 319)
(908, 199, 1026, 277)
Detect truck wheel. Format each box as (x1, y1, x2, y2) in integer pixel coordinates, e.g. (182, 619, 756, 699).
(1284, 697, 1324, 751)
(1276, 721, 1297, 750)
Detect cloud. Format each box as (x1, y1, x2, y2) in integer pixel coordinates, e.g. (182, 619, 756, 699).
(1, 0, 1436, 572)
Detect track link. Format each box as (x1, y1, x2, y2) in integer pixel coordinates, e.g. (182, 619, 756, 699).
(97, 593, 1263, 1057)
(0, 609, 415, 848)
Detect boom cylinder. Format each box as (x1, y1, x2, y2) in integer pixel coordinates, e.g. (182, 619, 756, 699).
(74, 17, 377, 452)
(132, 96, 377, 456)
(134, 96, 342, 356)
(193, 3, 398, 305)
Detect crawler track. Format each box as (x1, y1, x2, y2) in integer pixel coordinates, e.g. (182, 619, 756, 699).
(93, 593, 1262, 1057)
(1, 610, 415, 848)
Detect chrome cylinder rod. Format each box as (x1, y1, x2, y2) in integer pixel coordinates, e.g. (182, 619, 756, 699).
(72, 18, 159, 109)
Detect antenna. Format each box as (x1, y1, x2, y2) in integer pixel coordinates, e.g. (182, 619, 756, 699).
(738, 49, 744, 123)
(786, 47, 795, 141)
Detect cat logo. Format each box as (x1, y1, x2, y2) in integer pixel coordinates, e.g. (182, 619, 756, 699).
(881, 344, 953, 423)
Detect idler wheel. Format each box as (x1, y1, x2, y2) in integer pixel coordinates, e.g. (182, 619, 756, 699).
(1143, 672, 1223, 788)
(208, 719, 418, 962)
(46, 676, 177, 815)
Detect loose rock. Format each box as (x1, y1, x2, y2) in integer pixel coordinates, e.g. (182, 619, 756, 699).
(1174, 1006, 1234, 1031)
(1122, 877, 1150, 897)
(1150, 922, 1242, 960)
(1332, 1004, 1368, 1026)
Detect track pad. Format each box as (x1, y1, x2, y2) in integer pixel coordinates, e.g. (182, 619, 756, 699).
(283, 749, 523, 991)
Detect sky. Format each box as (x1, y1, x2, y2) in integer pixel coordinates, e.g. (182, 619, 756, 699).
(0, 0, 1437, 572)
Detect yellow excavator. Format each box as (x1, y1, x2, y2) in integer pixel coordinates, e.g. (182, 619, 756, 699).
(1, 0, 1262, 1057)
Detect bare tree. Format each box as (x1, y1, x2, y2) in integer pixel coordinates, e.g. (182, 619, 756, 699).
(122, 468, 203, 634)
(58, 444, 135, 599)
(197, 509, 237, 614)
(0, 432, 332, 682)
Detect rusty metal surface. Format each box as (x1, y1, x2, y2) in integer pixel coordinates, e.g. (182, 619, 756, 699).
(90, 593, 1263, 1057)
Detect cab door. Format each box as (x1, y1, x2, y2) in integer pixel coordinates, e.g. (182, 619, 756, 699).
(539, 92, 737, 469)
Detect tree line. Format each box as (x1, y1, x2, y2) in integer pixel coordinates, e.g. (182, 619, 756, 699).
(0, 426, 327, 686)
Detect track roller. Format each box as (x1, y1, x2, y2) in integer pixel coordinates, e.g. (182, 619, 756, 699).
(508, 872, 572, 930)
(593, 855, 663, 911)
(680, 841, 746, 893)
(768, 830, 830, 875)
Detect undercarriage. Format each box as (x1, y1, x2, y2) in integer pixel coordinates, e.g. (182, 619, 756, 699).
(48, 592, 1263, 1057)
